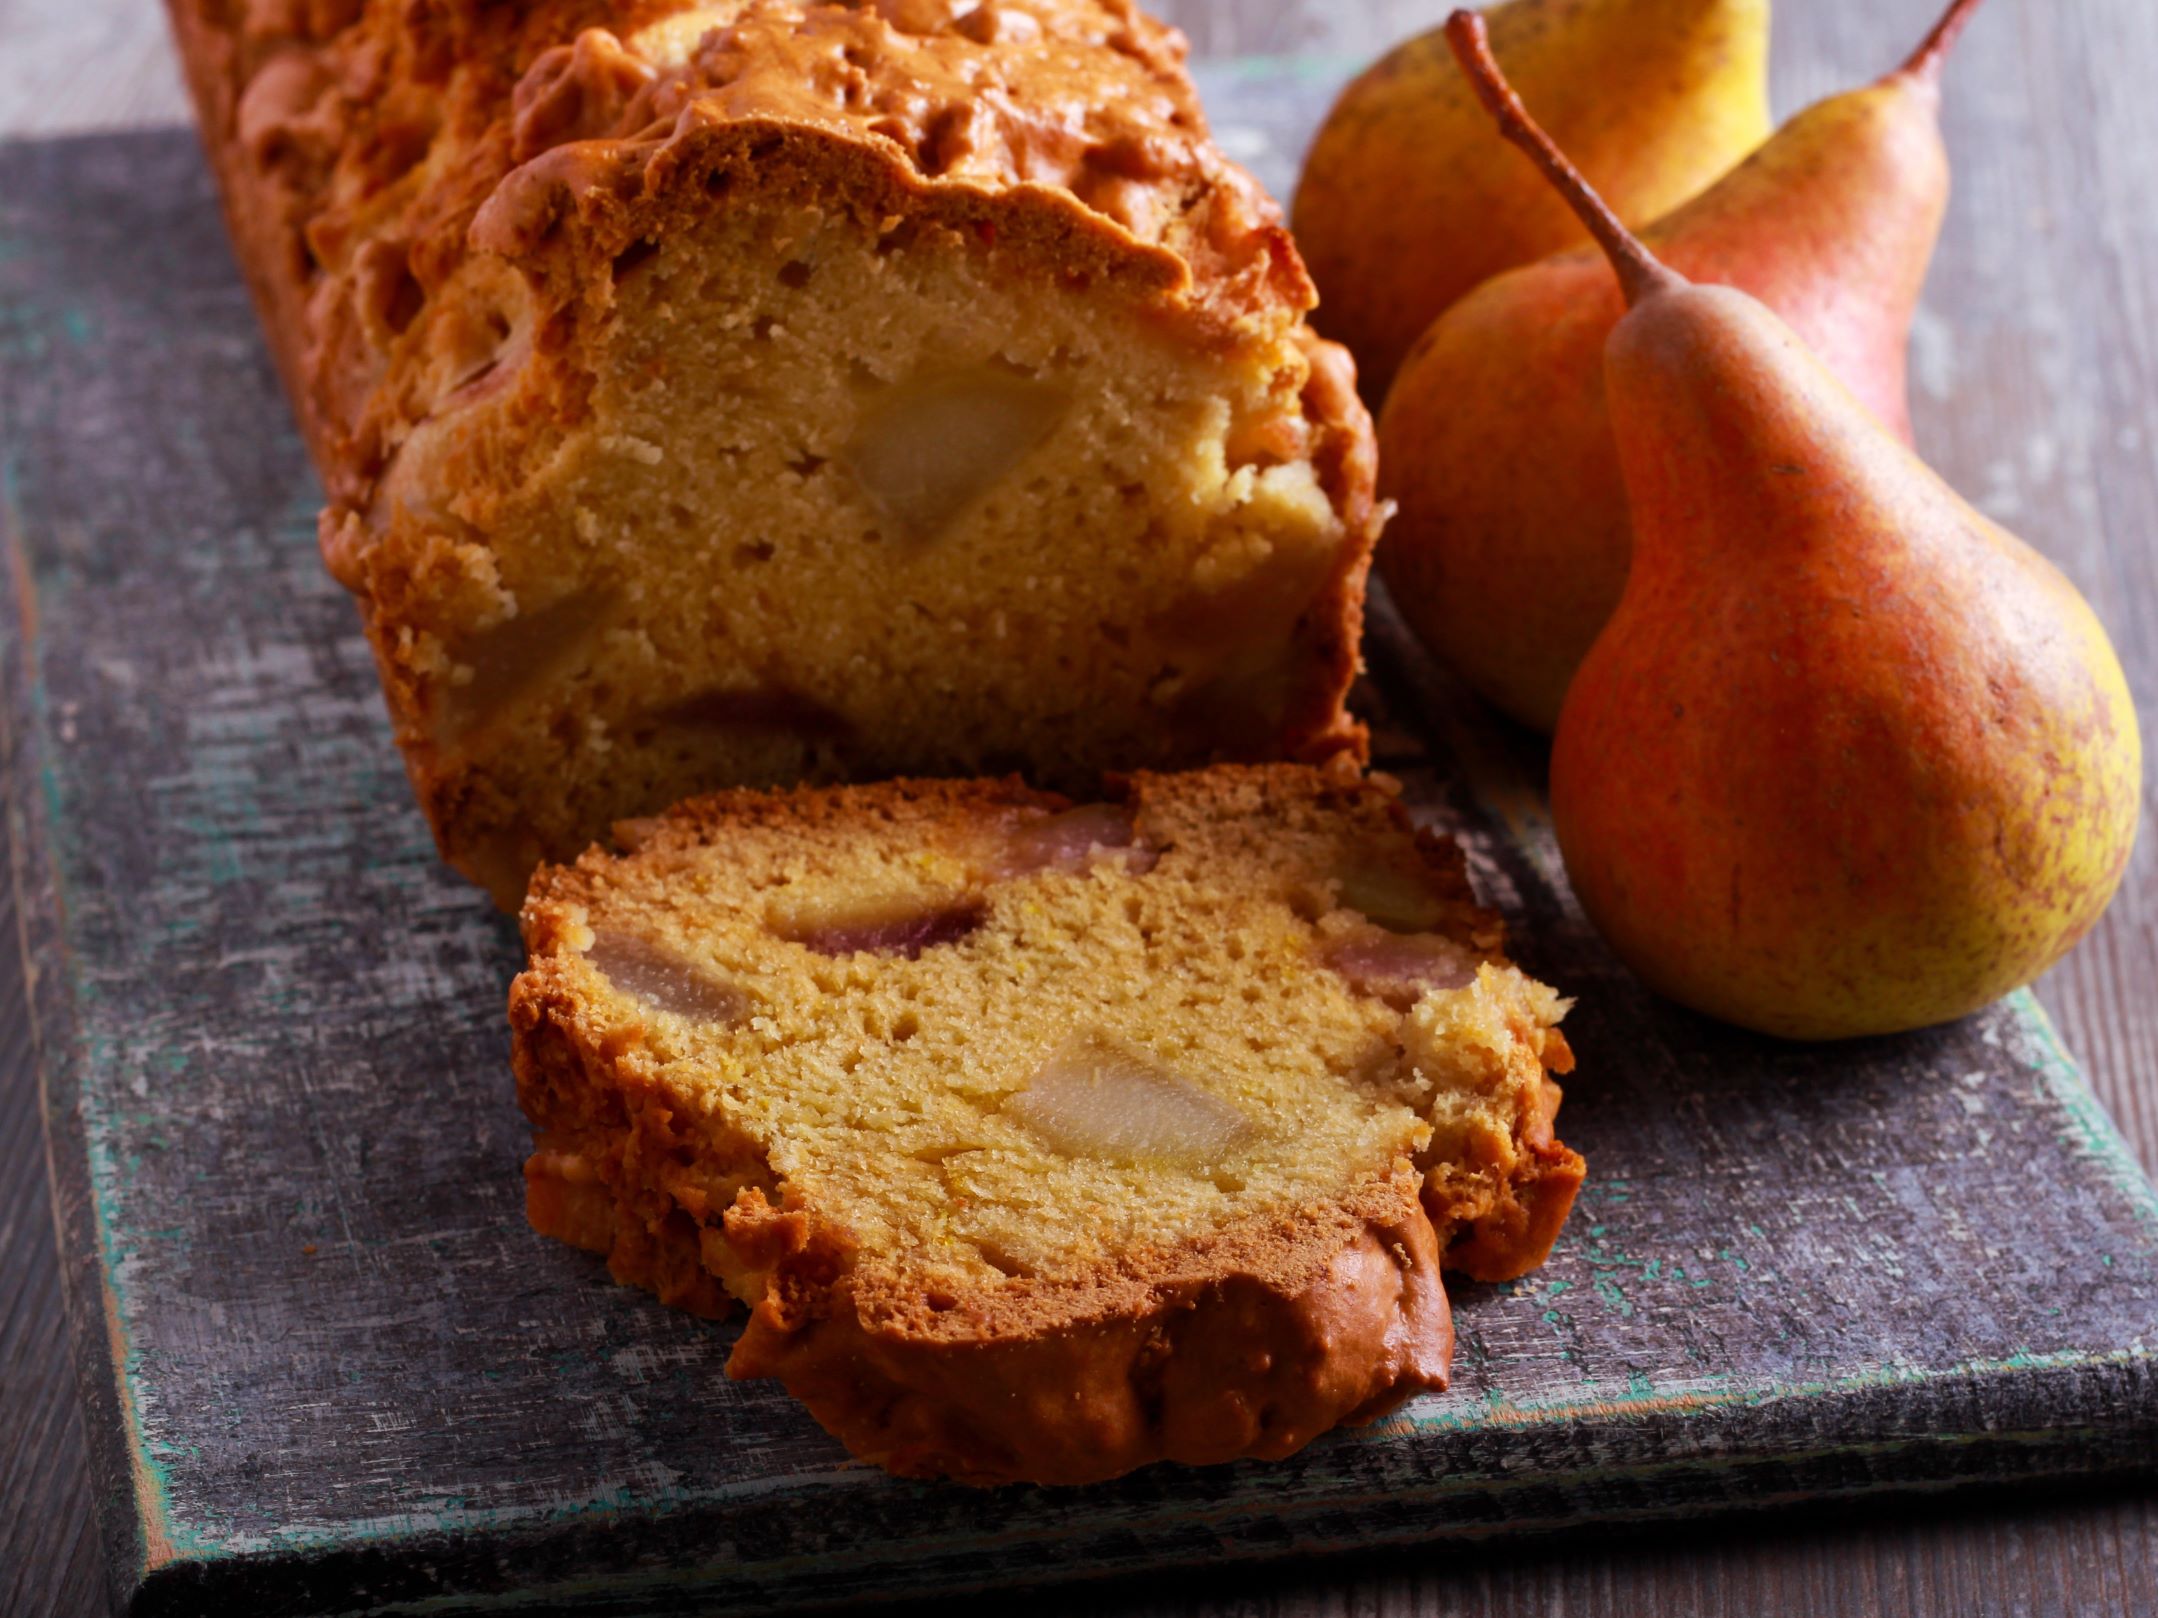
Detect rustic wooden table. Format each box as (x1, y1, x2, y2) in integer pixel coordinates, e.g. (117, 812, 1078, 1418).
(4, 1, 2154, 1613)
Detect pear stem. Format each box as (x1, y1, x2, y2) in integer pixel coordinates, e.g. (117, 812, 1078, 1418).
(1441, 10, 1684, 309)
(1902, 0, 1985, 83)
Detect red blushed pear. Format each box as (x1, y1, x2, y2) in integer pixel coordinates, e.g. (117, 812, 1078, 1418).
(1445, 11, 2142, 1041)
(1384, 0, 1984, 734)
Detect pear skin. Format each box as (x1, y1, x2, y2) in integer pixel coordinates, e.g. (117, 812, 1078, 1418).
(1382, 0, 1977, 733)
(1294, 0, 1771, 403)
(1446, 10, 2143, 1041)
(1557, 286, 2141, 1038)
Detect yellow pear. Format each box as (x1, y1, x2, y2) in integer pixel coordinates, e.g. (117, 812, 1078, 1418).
(1293, 0, 1771, 401)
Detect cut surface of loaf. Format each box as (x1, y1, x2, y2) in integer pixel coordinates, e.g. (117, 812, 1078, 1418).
(511, 764, 1584, 1484)
(166, 0, 1382, 907)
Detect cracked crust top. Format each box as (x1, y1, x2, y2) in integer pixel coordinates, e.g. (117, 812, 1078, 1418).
(168, 0, 1319, 511)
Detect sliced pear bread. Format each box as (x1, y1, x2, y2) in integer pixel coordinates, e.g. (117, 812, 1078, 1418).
(509, 764, 1582, 1484)
(171, 0, 1380, 909)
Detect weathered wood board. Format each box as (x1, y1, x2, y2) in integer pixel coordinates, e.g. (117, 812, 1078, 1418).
(4, 67, 2156, 1618)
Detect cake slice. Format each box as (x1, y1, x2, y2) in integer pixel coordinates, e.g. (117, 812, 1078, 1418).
(167, 0, 1381, 907)
(510, 763, 1583, 1485)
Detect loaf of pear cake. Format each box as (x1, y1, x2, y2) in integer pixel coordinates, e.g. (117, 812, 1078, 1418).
(511, 763, 1583, 1484)
(166, 0, 1383, 906)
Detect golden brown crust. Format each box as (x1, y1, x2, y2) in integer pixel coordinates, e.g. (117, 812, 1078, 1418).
(720, 1178, 1451, 1485)
(475, 4, 1311, 322)
(1278, 329, 1379, 766)
(508, 765, 1578, 1485)
(1439, 1065, 1586, 1283)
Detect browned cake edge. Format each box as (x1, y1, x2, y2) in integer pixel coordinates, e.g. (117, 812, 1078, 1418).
(508, 767, 1582, 1484)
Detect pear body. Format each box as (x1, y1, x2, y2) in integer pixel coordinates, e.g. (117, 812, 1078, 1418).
(1381, 69, 1950, 732)
(1551, 286, 2141, 1040)
(1293, 0, 1770, 402)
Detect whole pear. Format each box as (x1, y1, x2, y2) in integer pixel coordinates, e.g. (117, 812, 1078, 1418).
(1446, 11, 2143, 1041)
(1293, 0, 1770, 403)
(1383, 0, 1982, 733)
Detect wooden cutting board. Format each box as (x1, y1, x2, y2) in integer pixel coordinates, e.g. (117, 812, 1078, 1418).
(5, 68, 2156, 1618)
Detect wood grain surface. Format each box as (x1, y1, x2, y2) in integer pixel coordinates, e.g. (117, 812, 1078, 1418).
(4, 1, 2156, 1614)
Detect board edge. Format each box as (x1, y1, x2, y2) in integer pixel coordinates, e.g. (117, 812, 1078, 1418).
(0, 439, 164, 1617)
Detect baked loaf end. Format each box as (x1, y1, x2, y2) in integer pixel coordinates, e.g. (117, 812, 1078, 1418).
(167, 0, 1382, 907)
(510, 764, 1582, 1485)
